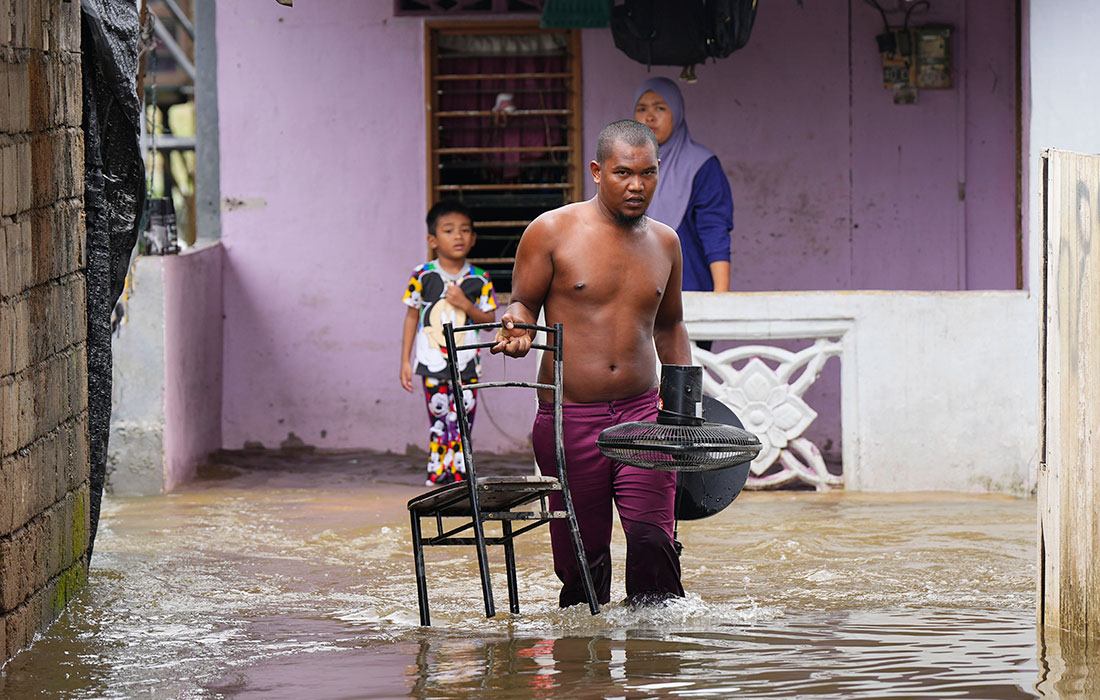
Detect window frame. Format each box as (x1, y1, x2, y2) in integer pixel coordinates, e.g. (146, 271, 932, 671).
(424, 20, 584, 297)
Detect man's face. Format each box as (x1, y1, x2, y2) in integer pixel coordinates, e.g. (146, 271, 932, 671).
(591, 140, 659, 225)
(429, 212, 475, 263)
(634, 90, 674, 145)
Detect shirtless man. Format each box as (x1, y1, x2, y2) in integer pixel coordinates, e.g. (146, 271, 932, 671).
(491, 119, 693, 607)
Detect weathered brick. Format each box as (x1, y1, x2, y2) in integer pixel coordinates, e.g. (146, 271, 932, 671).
(57, 418, 76, 498)
(45, 501, 62, 579)
(12, 56, 30, 134)
(33, 364, 50, 444)
(0, 0, 11, 47)
(72, 342, 86, 416)
(0, 456, 13, 534)
(0, 377, 15, 458)
(17, 286, 46, 371)
(47, 351, 66, 435)
(14, 367, 32, 449)
(8, 293, 28, 377)
(4, 601, 33, 659)
(67, 128, 83, 195)
(0, 555, 86, 661)
(0, 140, 17, 216)
(2, 494, 83, 613)
(51, 56, 64, 127)
(58, 493, 74, 571)
(0, 301, 11, 377)
(71, 410, 88, 487)
(3, 448, 29, 533)
(53, 201, 75, 278)
(8, 0, 24, 50)
(17, 138, 32, 213)
(0, 60, 12, 135)
(59, 0, 81, 55)
(0, 223, 8, 300)
(26, 0, 42, 51)
(74, 208, 86, 269)
(0, 515, 38, 612)
(72, 484, 87, 561)
(28, 206, 50, 285)
(67, 345, 83, 418)
(29, 130, 56, 208)
(61, 55, 80, 126)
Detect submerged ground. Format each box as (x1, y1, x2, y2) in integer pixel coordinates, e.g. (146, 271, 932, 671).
(0, 450, 1068, 699)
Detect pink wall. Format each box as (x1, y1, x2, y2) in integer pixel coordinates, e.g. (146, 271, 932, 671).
(164, 243, 224, 490)
(215, 2, 1018, 457)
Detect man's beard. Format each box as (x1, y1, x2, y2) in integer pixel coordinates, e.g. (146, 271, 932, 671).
(613, 209, 646, 227)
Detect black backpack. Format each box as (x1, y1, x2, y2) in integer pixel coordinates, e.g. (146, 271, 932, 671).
(611, 0, 757, 70)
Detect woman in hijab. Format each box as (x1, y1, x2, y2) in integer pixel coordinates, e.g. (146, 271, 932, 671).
(633, 77, 733, 295)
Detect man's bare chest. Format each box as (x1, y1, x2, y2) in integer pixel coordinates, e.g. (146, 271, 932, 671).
(551, 241, 671, 306)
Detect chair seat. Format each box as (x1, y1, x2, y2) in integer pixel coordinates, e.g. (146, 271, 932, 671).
(407, 475, 561, 516)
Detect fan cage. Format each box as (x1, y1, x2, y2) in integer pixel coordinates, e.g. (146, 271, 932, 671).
(596, 421, 763, 472)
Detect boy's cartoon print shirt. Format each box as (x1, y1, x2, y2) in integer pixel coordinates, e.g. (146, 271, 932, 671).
(403, 260, 497, 379)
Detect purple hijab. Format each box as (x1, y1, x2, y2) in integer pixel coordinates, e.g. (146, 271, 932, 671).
(633, 77, 715, 230)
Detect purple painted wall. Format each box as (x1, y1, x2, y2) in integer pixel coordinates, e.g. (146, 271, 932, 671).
(215, 1, 1018, 458)
(164, 243, 224, 490)
(581, 0, 1018, 292)
(578, 2, 1016, 459)
(216, 1, 539, 454)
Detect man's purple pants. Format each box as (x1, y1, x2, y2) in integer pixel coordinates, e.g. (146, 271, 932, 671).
(532, 388, 684, 607)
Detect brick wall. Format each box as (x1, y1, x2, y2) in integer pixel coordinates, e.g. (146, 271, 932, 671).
(0, 0, 89, 662)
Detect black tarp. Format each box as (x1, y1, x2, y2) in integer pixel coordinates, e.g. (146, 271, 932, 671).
(81, 0, 144, 557)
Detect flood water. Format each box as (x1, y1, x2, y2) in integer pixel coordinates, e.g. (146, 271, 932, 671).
(0, 451, 1090, 698)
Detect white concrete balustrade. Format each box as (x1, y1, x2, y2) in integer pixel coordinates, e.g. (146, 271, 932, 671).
(683, 291, 1039, 495)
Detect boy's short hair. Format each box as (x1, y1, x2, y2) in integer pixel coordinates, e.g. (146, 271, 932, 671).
(426, 200, 474, 236)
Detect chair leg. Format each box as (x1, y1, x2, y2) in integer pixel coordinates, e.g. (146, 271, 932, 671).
(410, 511, 431, 626)
(565, 507, 600, 615)
(502, 520, 520, 615)
(473, 512, 496, 619)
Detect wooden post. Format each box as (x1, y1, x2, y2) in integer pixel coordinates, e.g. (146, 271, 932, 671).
(1038, 149, 1100, 642)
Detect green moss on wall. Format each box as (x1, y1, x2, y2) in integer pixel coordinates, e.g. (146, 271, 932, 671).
(51, 562, 88, 617)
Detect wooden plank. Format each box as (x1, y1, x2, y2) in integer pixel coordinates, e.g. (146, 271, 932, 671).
(473, 220, 531, 228)
(434, 72, 572, 81)
(467, 257, 516, 265)
(435, 146, 571, 154)
(436, 183, 570, 191)
(1040, 149, 1100, 638)
(436, 109, 571, 117)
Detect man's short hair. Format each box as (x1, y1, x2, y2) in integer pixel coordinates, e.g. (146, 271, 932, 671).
(595, 119, 659, 164)
(426, 200, 473, 235)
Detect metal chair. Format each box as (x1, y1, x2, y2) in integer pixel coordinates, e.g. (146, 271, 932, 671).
(407, 321, 599, 626)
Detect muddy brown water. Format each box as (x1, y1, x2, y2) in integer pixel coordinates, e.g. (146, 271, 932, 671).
(0, 451, 1092, 698)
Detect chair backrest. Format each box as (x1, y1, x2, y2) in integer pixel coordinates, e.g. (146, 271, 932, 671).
(441, 321, 571, 498)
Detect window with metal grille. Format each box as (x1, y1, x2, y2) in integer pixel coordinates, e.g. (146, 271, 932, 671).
(426, 22, 583, 295)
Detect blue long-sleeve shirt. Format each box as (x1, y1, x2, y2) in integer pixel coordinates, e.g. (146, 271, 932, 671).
(676, 156, 733, 292)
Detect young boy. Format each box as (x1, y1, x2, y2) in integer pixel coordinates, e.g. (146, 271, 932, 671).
(401, 201, 497, 487)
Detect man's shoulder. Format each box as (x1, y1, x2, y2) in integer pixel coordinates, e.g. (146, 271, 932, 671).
(531, 200, 587, 228)
(522, 202, 585, 246)
(645, 216, 679, 241)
